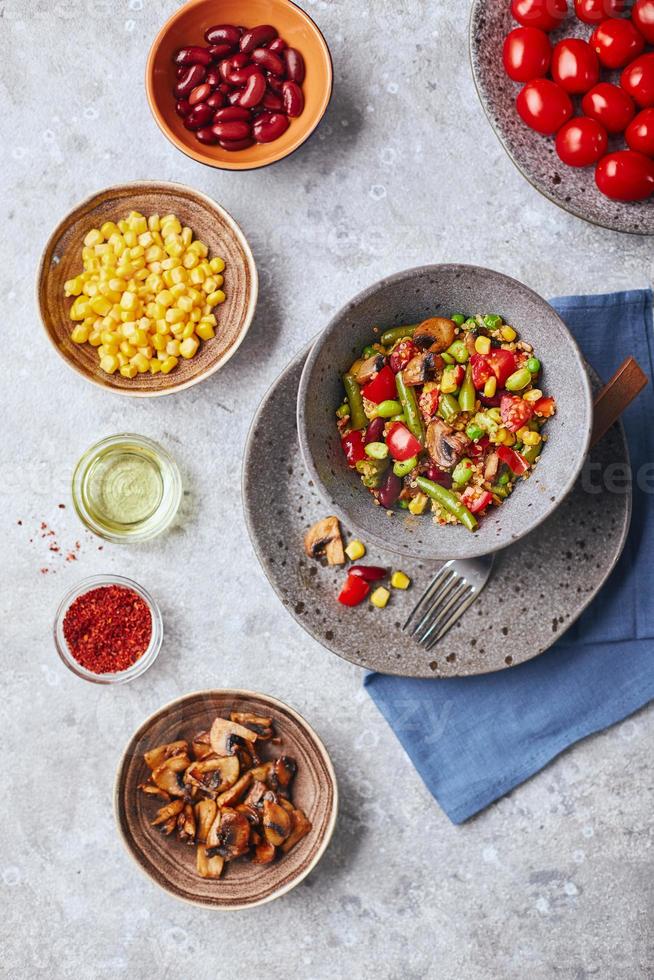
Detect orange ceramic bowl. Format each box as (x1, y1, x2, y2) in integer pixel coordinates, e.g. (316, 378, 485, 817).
(146, 0, 333, 171)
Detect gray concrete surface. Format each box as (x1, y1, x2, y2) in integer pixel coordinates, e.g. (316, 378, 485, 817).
(2, 1, 653, 978)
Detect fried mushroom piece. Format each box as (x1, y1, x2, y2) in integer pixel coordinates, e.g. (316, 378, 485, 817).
(303, 516, 345, 566)
(262, 792, 293, 846)
(426, 419, 471, 469)
(216, 771, 253, 808)
(196, 845, 224, 879)
(144, 740, 189, 771)
(351, 353, 385, 384)
(413, 317, 456, 353)
(152, 753, 191, 797)
(229, 712, 274, 740)
(484, 452, 500, 482)
(243, 779, 268, 808)
(206, 808, 251, 861)
(210, 717, 258, 757)
(281, 809, 312, 854)
(269, 756, 297, 797)
(184, 755, 240, 797)
(252, 840, 277, 865)
(402, 351, 442, 387)
(191, 731, 214, 760)
(194, 799, 217, 843)
(177, 803, 196, 843)
(151, 799, 184, 827)
(139, 783, 171, 802)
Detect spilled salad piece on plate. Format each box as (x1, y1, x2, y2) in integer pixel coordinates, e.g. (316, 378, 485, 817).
(336, 313, 556, 532)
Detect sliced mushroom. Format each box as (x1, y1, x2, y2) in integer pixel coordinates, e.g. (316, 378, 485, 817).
(281, 809, 312, 854)
(426, 419, 471, 469)
(413, 317, 456, 353)
(236, 802, 262, 827)
(138, 782, 171, 802)
(269, 756, 297, 796)
(243, 779, 268, 808)
(278, 796, 294, 813)
(184, 755, 240, 796)
(216, 771, 253, 808)
(401, 352, 442, 387)
(303, 516, 345, 565)
(249, 762, 273, 784)
(235, 740, 261, 772)
(206, 808, 251, 861)
(191, 731, 214, 760)
(144, 740, 189, 771)
(252, 839, 277, 865)
(151, 798, 184, 827)
(484, 452, 499, 482)
(262, 793, 293, 846)
(152, 753, 191, 797)
(177, 803, 196, 843)
(351, 353, 385, 384)
(196, 845, 224, 879)
(230, 712, 274, 740)
(160, 814, 178, 836)
(194, 798, 217, 843)
(210, 717, 257, 757)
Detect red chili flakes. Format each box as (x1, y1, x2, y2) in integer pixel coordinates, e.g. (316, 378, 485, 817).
(63, 585, 152, 674)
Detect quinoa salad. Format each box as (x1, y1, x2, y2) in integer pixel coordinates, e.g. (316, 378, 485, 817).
(336, 314, 556, 532)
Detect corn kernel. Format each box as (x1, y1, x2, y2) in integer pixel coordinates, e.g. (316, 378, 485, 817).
(166, 308, 185, 324)
(64, 276, 84, 296)
(166, 339, 181, 356)
(189, 266, 206, 284)
(183, 252, 199, 270)
(206, 289, 226, 306)
(84, 229, 104, 247)
(177, 294, 194, 313)
(408, 493, 429, 515)
(190, 309, 202, 323)
(117, 353, 128, 367)
(120, 341, 136, 356)
(148, 214, 160, 232)
(88, 330, 102, 347)
(181, 322, 196, 340)
(209, 256, 225, 273)
(130, 353, 150, 373)
(181, 226, 193, 246)
(120, 291, 137, 311)
(370, 587, 390, 609)
(137, 345, 154, 359)
(483, 376, 497, 398)
(523, 388, 543, 403)
(161, 355, 179, 374)
(70, 325, 90, 344)
(522, 430, 542, 446)
(501, 326, 517, 341)
(345, 540, 366, 561)
(475, 336, 491, 355)
(202, 313, 217, 327)
(149, 359, 162, 374)
(170, 283, 186, 299)
(180, 336, 199, 359)
(391, 571, 411, 590)
(170, 266, 187, 285)
(152, 334, 166, 351)
(203, 276, 218, 294)
(100, 354, 119, 374)
(196, 322, 215, 341)
(120, 363, 138, 379)
(100, 221, 119, 239)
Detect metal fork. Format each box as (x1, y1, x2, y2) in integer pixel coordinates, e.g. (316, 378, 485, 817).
(403, 554, 495, 649)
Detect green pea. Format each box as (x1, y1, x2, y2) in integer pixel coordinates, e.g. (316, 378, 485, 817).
(465, 422, 484, 441)
(336, 403, 350, 418)
(464, 317, 477, 326)
(393, 455, 418, 478)
(452, 458, 474, 486)
(451, 314, 466, 326)
(484, 314, 503, 330)
(505, 367, 532, 392)
(375, 399, 403, 418)
(365, 441, 389, 460)
(362, 345, 378, 358)
(446, 340, 469, 364)
(497, 470, 510, 486)
(527, 357, 541, 374)
(397, 499, 410, 510)
(441, 352, 455, 364)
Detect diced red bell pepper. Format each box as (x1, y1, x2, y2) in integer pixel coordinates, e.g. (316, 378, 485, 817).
(497, 444, 529, 475)
(470, 353, 493, 390)
(534, 396, 556, 418)
(348, 565, 387, 582)
(361, 365, 398, 404)
(338, 573, 370, 606)
(461, 488, 494, 514)
(469, 435, 490, 459)
(389, 339, 418, 373)
(487, 348, 517, 386)
(418, 387, 440, 420)
(500, 394, 534, 433)
(341, 430, 367, 466)
(386, 422, 423, 461)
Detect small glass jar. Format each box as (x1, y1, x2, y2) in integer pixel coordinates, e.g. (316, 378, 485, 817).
(72, 434, 182, 543)
(54, 574, 163, 684)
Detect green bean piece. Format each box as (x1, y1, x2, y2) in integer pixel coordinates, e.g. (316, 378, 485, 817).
(390, 413, 407, 423)
(440, 352, 455, 365)
(362, 345, 378, 358)
(484, 314, 503, 330)
(458, 365, 476, 413)
(452, 458, 474, 486)
(416, 476, 478, 532)
(336, 402, 350, 418)
(438, 393, 460, 422)
(393, 455, 418, 478)
(505, 367, 532, 392)
(396, 371, 425, 444)
(380, 324, 418, 346)
(375, 399, 403, 418)
(522, 443, 540, 464)
(365, 441, 389, 460)
(527, 357, 541, 374)
(465, 421, 484, 441)
(343, 373, 367, 430)
(447, 340, 469, 364)
(451, 314, 466, 326)
(356, 457, 389, 488)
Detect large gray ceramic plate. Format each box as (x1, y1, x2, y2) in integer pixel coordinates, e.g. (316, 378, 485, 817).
(470, 0, 654, 236)
(243, 349, 631, 678)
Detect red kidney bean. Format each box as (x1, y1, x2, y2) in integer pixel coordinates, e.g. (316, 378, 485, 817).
(252, 111, 289, 142)
(282, 80, 304, 117)
(174, 64, 206, 98)
(228, 89, 244, 105)
(206, 91, 226, 110)
(176, 65, 187, 78)
(425, 466, 452, 488)
(231, 52, 250, 69)
(240, 24, 278, 53)
(266, 72, 284, 93)
(365, 417, 386, 444)
(262, 88, 283, 110)
(219, 54, 249, 82)
(213, 105, 251, 122)
(204, 24, 241, 47)
(208, 43, 235, 60)
(211, 120, 251, 141)
(348, 565, 387, 582)
(251, 47, 285, 75)
(378, 472, 402, 508)
(268, 37, 286, 54)
(174, 45, 213, 66)
(205, 69, 221, 88)
(238, 70, 266, 108)
(189, 83, 211, 106)
(175, 99, 191, 117)
(283, 47, 305, 84)
(228, 65, 261, 85)
(218, 82, 231, 95)
(183, 102, 214, 130)
(218, 137, 255, 151)
(196, 126, 219, 145)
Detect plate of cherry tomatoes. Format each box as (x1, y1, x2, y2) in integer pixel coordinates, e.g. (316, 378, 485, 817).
(470, 0, 654, 234)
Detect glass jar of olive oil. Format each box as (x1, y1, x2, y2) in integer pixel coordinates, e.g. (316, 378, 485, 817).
(72, 435, 182, 542)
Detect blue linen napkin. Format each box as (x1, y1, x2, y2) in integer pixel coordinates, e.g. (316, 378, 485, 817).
(364, 290, 654, 824)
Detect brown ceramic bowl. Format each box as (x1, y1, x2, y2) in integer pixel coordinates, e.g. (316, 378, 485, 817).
(37, 181, 258, 397)
(146, 0, 333, 171)
(114, 690, 338, 909)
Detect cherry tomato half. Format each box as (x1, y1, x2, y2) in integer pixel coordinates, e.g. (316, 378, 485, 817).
(581, 81, 635, 133)
(626, 108, 654, 156)
(503, 27, 552, 82)
(574, 0, 626, 24)
(551, 38, 600, 93)
(556, 117, 608, 166)
(591, 18, 645, 69)
(621, 54, 654, 108)
(516, 78, 574, 134)
(632, 0, 654, 44)
(512, 0, 568, 31)
(595, 149, 654, 200)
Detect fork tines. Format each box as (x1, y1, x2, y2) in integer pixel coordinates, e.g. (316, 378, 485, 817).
(403, 560, 476, 650)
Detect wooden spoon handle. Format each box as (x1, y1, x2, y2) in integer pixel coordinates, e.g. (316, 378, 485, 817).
(590, 356, 648, 449)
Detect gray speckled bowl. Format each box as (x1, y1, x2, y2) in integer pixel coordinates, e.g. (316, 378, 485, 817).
(470, 0, 654, 236)
(297, 264, 592, 562)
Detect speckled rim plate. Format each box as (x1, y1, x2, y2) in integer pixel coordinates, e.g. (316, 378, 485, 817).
(243, 347, 631, 678)
(469, 0, 654, 236)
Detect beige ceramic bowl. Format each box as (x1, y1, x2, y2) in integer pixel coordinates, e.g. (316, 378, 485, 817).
(114, 690, 338, 909)
(37, 182, 258, 396)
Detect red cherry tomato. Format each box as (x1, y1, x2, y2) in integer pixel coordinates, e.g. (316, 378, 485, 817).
(626, 108, 654, 156)
(581, 82, 635, 133)
(385, 423, 423, 462)
(621, 54, 654, 108)
(516, 78, 574, 133)
(511, 0, 568, 31)
(590, 18, 645, 69)
(500, 395, 534, 432)
(574, 0, 626, 24)
(551, 38, 600, 94)
(503, 27, 552, 82)
(487, 349, 518, 386)
(595, 149, 654, 200)
(497, 445, 530, 475)
(632, 0, 654, 44)
(470, 353, 493, 390)
(556, 117, 608, 166)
